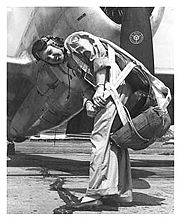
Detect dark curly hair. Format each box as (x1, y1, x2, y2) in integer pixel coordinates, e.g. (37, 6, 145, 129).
(32, 35, 65, 61)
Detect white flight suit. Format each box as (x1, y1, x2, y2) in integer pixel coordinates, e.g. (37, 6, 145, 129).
(65, 31, 133, 202)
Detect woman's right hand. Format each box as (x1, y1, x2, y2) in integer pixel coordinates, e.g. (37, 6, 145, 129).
(86, 100, 98, 117)
(92, 85, 106, 108)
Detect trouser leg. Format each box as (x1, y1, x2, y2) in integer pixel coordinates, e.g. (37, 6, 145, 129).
(86, 100, 132, 199)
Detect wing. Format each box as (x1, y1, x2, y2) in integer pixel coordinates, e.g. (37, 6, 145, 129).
(7, 56, 84, 142)
(7, 7, 169, 142)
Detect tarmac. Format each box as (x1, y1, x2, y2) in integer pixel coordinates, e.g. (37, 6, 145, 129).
(7, 134, 174, 214)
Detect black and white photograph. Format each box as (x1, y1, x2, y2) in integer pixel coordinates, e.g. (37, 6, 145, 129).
(4, 0, 176, 215)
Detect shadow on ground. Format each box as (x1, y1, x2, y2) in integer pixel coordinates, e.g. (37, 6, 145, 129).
(54, 187, 165, 207)
(50, 185, 165, 213)
(7, 152, 173, 177)
(132, 192, 165, 206)
(8, 152, 170, 213)
(7, 152, 89, 175)
(131, 158, 174, 167)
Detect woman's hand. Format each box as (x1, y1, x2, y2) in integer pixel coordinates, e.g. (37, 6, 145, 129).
(86, 100, 98, 117)
(93, 84, 106, 108)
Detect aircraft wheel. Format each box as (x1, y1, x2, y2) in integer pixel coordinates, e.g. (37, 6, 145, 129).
(7, 142, 15, 155)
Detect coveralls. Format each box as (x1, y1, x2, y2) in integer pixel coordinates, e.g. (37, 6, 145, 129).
(64, 31, 133, 202)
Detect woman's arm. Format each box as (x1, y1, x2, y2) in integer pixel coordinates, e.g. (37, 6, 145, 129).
(78, 77, 95, 101)
(65, 31, 110, 108)
(93, 68, 107, 108)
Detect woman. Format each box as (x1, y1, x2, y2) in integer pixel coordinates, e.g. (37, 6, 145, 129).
(32, 31, 133, 210)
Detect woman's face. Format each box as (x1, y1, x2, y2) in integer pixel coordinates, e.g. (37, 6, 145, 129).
(39, 44, 65, 65)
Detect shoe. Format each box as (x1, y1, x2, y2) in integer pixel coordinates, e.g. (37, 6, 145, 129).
(102, 194, 132, 207)
(71, 199, 103, 211)
(53, 199, 103, 213)
(53, 205, 74, 214)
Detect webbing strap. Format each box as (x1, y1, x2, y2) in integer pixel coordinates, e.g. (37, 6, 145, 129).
(104, 45, 136, 125)
(151, 78, 171, 110)
(105, 82, 128, 126)
(105, 46, 150, 141)
(103, 61, 136, 99)
(108, 45, 116, 85)
(103, 43, 171, 142)
(100, 37, 171, 110)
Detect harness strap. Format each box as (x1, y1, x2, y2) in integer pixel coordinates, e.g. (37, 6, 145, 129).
(105, 46, 150, 141)
(103, 45, 136, 125)
(105, 82, 128, 126)
(100, 37, 171, 111)
(108, 45, 116, 85)
(150, 78, 171, 110)
(104, 43, 171, 143)
(104, 61, 136, 99)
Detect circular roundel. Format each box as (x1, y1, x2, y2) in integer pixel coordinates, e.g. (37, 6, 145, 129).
(129, 31, 144, 44)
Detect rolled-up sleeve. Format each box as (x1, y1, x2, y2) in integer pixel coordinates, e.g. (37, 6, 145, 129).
(93, 56, 111, 73)
(64, 31, 111, 74)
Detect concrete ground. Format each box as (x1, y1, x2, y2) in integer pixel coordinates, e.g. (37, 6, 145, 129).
(7, 137, 174, 214)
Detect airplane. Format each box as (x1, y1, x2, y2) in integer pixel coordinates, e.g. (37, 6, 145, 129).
(7, 7, 174, 154)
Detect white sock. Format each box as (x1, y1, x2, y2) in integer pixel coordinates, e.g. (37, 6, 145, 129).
(81, 196, 97, 203)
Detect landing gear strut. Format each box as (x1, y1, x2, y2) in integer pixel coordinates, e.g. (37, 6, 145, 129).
(7, 142, 15, 155)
